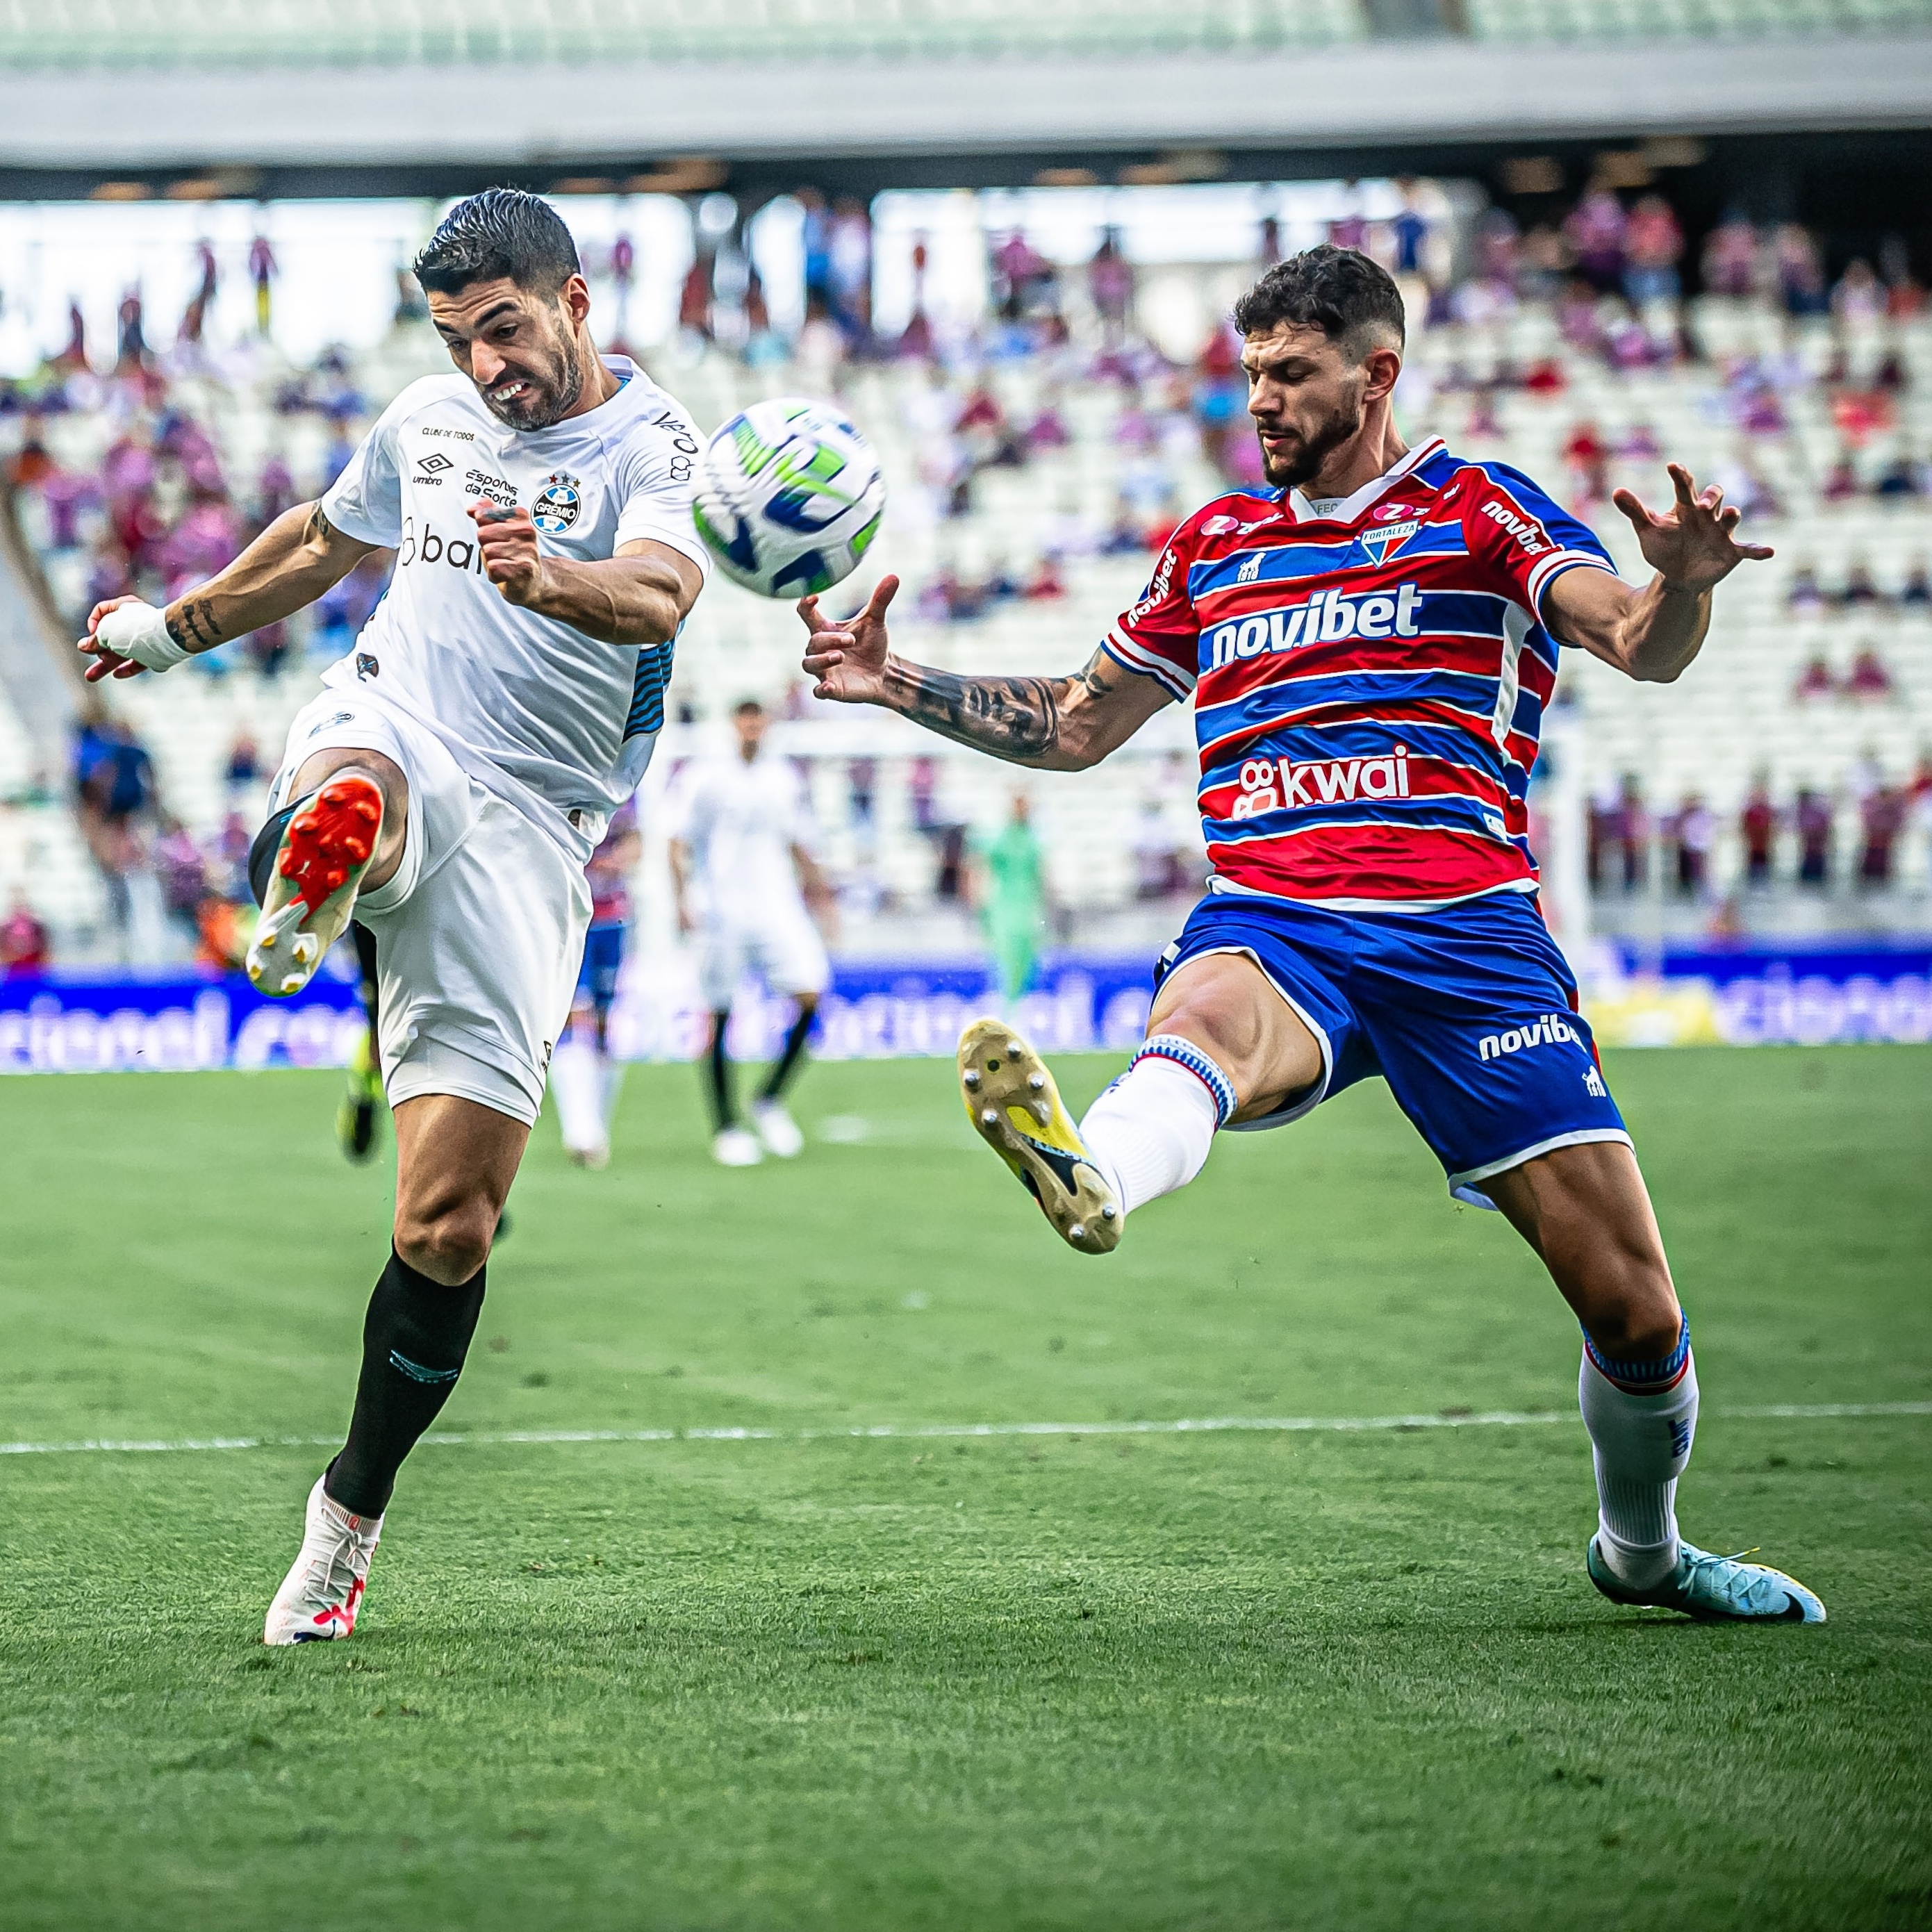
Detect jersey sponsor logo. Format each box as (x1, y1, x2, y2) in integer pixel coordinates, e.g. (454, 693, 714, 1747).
(1479, 499, 1551, 556)
(1372, 501, 1416, 521)
(1200, 511, 1280, 538)
(463, 468, 516, 510)
(1476, 1012, 1581, 1062)
(1205, 581, 1423, 667)
(531, 471, 582, 534)
(397, 517, 485, 576)
(420, 426, 475, 442)
(1125, 544, 1178, 625)
(1229, 746, 1412, 818)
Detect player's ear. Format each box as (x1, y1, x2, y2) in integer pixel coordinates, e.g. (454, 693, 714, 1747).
(1362, 341, 1402, 404)
(560, 273, 592, 329)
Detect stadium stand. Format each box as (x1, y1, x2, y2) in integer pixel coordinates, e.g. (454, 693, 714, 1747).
(2, 191, 1929, 964)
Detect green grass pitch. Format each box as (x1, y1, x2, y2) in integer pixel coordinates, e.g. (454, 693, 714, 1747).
(1, 1046, 1928, 1930)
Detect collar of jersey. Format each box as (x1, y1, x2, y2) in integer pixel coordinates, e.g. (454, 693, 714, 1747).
(1287, 435, 1446, 526)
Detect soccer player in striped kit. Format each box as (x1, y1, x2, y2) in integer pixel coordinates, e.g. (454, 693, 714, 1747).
(800, 245, 1823, 1626)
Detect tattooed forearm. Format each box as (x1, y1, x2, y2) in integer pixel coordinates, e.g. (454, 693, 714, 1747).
(302, 504, 336, 547)
(1066, 647, 1119, 702)
(165, 600, 224, 652)
(893, 664, 1064, 762)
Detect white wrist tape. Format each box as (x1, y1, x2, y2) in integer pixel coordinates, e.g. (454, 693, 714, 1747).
(95, 601, 192, 672)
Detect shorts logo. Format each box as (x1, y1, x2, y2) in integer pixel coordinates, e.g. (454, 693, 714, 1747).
(1478, 1012, 1582, 1062)
(531, 472, 581, 535)
(1584, 1064, 1609, 1098)
(1232, 747, 1410, 818)
(356, 653, 379, 680)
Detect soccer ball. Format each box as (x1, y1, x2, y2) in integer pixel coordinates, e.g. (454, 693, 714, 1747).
(691, 397, 886, 599)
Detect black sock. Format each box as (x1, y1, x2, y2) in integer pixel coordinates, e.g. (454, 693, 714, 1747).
(707, 1012, 737, 1130)
(759, 1007, 815, 1101)
(325, 1248, 486, 1517)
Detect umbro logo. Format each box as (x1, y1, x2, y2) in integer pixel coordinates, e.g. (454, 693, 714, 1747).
(417, 453, 454, 474)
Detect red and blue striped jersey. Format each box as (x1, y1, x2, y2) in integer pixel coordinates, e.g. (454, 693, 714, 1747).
(1103, 436, 1617, 910)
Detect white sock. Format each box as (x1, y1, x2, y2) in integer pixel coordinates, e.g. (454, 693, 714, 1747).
(550, 1037, 606, 1153)
(1578, 1321, 1698, 1590)
(1077, 1034, 1233, 1217)
(599, 1050, 623, 1128)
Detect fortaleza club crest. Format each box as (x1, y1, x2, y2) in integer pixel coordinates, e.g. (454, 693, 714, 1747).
(531, 471, 582, 535)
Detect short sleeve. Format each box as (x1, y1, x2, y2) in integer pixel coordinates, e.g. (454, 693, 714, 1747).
(319, 396, 408, 548)
(1103, 528, 1198, 700)
(1460, 463, 1618, 636)
(613, 414, 711, 577)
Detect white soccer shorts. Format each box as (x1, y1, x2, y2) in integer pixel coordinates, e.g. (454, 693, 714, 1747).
(696, 905, 829, 1012)
(272, 690, 591, 1125)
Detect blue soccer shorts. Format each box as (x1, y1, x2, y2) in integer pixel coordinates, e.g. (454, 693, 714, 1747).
(576, 921, 627, 1015)
(1154, 888, 1630, 1208)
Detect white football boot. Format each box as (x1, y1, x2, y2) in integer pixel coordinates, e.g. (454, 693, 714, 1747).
(751, 1097, 805, 1159)
(712, 1125, 763, 1166)
(263, 1476, 382, 1645)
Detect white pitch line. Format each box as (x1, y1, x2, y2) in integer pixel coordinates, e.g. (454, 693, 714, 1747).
(1, 1401, 1926, 1460)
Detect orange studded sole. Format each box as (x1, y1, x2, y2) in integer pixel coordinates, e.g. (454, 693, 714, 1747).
(279, 776, 383, 914)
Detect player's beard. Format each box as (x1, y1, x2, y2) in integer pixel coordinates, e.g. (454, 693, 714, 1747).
(1256, 390, 1364, 490)
(479, 330, 584, 432)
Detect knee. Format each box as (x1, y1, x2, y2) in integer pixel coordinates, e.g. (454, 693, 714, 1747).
(1579, 1256, 1682, 1360)
(395, 1195, 496, 1286)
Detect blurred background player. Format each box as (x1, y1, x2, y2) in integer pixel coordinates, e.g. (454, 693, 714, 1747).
(336, 920, 385, 1161)
(550, 794, 641, 1168)
(969, 789, 1048, 1015)
(669, 698, 835, 1166)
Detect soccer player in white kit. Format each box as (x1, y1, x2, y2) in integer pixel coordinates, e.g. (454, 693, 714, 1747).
(79, 191, 710, 1643)
(668, 698, 834, 1165)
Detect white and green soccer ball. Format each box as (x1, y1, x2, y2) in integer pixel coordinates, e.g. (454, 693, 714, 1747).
(691, 397, 886, 599)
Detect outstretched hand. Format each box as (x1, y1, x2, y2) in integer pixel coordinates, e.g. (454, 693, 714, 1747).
(798, 575, 898, 704)
(76, 594, 150, 682)
(1612, 463, 1774, 594)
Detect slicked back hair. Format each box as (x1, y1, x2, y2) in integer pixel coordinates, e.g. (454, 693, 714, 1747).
(1231, 245, 1405, 358)
(413, 188, 581, 299)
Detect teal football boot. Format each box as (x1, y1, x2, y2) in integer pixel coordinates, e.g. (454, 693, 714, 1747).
(1588, 1536, 1826, 1623)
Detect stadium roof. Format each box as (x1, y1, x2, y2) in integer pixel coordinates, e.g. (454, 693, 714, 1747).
(0, 0, 1926, 197)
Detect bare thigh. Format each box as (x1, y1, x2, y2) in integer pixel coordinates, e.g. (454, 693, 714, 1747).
(288, 745, 411, 893)
(391, 1093, 529, 1286)
(1146, 950, 1324, 1123)
(1481, 1139, 1682, 1358)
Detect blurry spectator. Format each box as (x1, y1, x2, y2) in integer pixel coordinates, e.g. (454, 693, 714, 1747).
(1623, 195, 1683, 306)
(1517, 222, 1572, 301)
(249, 229, 277, 336)
(991, 230, 1057, 324)
(1772, 226, 1827, 317)
(225, 732, 261, 793)
(1098, 501, 1144, 555)
(1838, 559, 1886, 609)
(1794, 788, 1833, 885)
(254, 452, 297, 526)
(1701, 214, 1758, 298)
(1667, 794, 1715, 898)
(827, 198, 873, 340)
(1858, 786, 1906, 886)
(1845, 646, 1896, 702)
(1554, 279, 1603, 354)
(845, 758, 876, 835)
(1874, 449, 1926, 500)
(0, 892, 50, 977)
(1089, 228, 1134, 340)
(72, 704, 156, 954)
(115, 286, 149, 372)
(1617, 421, 1662, 460)
(1609, 775, 1649, 891)
(1564, 185, 1628, 294)
(1793, 653, 1836, 703)
(1740, 777, 1779, 886)
(1023, 555, 1066, 601)
(1820, 453, 1861, 504)
(1831, 260, 1886, 325)
(1561, 420, 1609, 504)
(153, 815, 210, 951)
(1388, 180, 1432, 278)
(1900, 559, 1931, 610)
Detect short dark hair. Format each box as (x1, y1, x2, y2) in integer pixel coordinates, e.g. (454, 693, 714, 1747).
(1231, 245, 1405, 354)
(732, 697, 766, 716)
(413, 188, 580, 297)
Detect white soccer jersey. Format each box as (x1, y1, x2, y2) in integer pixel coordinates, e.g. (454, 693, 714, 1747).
(674, 751, 817, 926)
(318, 356, 708, 852)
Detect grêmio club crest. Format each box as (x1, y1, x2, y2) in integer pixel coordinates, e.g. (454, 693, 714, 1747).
(531, 471, 582, 534)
